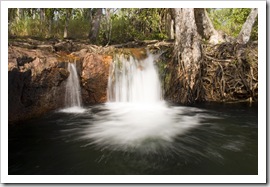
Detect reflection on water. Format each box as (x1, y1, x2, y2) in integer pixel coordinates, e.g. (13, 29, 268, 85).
(8, 102, 258, 175)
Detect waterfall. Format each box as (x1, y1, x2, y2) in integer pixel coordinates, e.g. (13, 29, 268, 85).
(107, 53, 162, 103)
(61, 62, 85, 113)
(82, 51, 205, 150)
(65, 62, 82, 107)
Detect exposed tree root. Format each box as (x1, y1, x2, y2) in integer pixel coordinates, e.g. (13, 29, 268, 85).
(193, 41, 257, 103)
(164, 41, 258, 104)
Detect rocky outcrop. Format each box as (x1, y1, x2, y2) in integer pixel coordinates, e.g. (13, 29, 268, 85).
(8, 39, 176, 124)
(8, 46, 70, 124)
(81, 54, 112, 104)
(8, 43, 114, 124)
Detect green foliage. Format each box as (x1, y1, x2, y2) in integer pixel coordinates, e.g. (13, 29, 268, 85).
(208, 8, 258, 41)
(9, 8, 168, 44)
(68, 17, 90, 39)
(8, 8, 91, 39)
(99, 8, 168, 45)
(9, 17, 46, 38)
(250, 17, 258, 41)
(9, 8, 257, 44)
(109, 13, 136, 43)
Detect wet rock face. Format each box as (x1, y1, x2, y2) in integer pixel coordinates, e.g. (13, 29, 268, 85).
(81, 54, 112, 104)
(8, 42, 164, 123)
(8, 45, 112, 123)
(8, 46, 69, 124)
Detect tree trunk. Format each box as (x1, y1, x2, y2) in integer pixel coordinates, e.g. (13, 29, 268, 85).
(63, 21, 68, 38)
(15, 8, 20, 22)
(172, 8, 202, 103)
(237, 8, 258, 44)
(63, 9, 72, 39)
(104, 8, 112, 45)
(169, 19, 174, 39)
(194, 8, 226, 44)
(89, 8, 103, 44)
(8, 8, 17, 23)
(40, 8, 45, 21)
(12, 8, 27, 22)
(48, 18, 52, 34)
(46, 9, 55, 36)
(165, 9, 174, 39)
(30, 8, 36, 19)
(19, 8, 25, 19)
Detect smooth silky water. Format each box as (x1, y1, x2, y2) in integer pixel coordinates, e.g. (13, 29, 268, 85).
(60, 62, 85, 113)
(8, 54, 258, 175)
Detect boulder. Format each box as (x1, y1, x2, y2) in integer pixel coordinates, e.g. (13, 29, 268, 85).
(81, 54, 112, 104)
(8, 46, 69, 124)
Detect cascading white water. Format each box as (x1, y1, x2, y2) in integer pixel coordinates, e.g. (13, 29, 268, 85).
(107, 53, 162, 103)
(65, 62, 82, 107)
(81, 51, 208, 152)
(61, 62, 85, 113)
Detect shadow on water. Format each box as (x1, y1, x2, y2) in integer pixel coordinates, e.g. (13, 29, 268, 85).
(8, 102, 258, 175)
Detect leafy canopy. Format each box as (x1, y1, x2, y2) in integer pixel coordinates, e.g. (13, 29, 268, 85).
(207, 8, 258, 41)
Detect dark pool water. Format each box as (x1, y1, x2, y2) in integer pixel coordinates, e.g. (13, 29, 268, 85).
(8, 102, 258, 175)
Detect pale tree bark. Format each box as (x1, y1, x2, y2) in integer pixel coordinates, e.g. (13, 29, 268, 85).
(63, 9, 72, 38)
(15, 8, 23, 22)
(104, 8, 112, 45)
(14, 8, 28, 22)
(165, 9, 174, 39)
(30, 8, 36, 19)
(89, 8, 103, 44)
(46, 9, 55, 35)
(237, 8, 258, 44)
(40, 8, 45, 21)
(169, 19, 174, 39)
(173, 8, 202, 103)
(194, 8, 226, 44)
(15, 8, 20, 22)
(63, 19, 68, 38)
